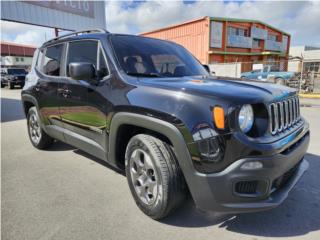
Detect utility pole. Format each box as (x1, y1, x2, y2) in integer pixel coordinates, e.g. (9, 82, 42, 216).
(299, 54, 304, 93)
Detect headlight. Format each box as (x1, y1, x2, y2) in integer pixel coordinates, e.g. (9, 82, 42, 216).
(238, 104, 254, 133)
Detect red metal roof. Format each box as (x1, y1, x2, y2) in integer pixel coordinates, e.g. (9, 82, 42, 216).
(1, 41, 36, 57)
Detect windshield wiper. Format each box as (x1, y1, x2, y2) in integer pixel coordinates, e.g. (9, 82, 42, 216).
(126, 72, 160, 78)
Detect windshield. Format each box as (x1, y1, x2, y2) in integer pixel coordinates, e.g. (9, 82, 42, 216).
(110, 35, 208, 78)
(7, 69, 26, 74)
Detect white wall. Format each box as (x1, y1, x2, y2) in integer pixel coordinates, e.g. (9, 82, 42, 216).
(209, 63, 242, 78)
(0, 56, 33, 66)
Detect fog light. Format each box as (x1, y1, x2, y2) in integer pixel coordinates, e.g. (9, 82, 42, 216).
(241, 161, 263, 170)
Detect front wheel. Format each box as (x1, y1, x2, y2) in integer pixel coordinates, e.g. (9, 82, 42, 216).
(27, 107, 54, 149)
(125, 134, 186, 220)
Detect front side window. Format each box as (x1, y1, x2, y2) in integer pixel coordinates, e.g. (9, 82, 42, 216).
(43, 44, 63, 76)
(66, 41, 98, 76)
(110, 35, 208, 78)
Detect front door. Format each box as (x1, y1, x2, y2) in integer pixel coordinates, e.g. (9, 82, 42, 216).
(59, 40, 109, 159)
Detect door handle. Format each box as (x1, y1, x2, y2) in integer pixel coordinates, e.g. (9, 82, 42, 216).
(62, 89, 72, 98)
(58, 88, 72, 98)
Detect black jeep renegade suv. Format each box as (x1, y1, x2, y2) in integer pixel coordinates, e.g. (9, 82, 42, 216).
(21, 29, 310, 220)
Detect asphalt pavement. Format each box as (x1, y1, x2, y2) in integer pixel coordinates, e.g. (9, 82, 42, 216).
(1, 88, 320, 240)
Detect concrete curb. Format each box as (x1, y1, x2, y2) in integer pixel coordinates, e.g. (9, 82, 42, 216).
(299, 93, 320, 99)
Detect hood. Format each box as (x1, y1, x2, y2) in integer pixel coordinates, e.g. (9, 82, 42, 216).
(138, 76, 297, 103)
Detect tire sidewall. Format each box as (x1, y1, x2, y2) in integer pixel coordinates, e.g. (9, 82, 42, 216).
(27, 107, 42, 148)
(125, 136, 168, 218)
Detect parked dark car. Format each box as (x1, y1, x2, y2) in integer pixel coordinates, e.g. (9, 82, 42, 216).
(1, 68, 27, 89)
(21, 30, 310, 220)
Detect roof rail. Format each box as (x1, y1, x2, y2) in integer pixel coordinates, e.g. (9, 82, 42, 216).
(45, 29, 109, 44)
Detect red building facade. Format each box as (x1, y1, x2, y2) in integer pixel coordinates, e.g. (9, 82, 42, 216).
(141, 16, 290, 72)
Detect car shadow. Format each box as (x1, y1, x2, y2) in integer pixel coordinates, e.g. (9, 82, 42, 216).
(161, 153, 320, 237)
(1, 97, 25, 122)
(73, 148, 125, 176)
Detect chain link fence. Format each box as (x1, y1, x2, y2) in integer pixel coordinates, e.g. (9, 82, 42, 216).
(209, 59, 320, 94)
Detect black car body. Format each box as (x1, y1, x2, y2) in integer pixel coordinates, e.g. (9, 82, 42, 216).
(21, 30, 310, 219)
(1, 68, 27, 89)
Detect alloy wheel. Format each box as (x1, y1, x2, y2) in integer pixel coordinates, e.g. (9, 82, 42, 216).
(29, 113, 41, 144)
(129, 149, 159, 205)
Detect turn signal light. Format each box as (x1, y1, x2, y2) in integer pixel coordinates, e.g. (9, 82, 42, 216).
(213, 106, 225, 129)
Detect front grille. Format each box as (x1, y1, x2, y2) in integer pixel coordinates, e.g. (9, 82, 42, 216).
(268, 96, 301, 135)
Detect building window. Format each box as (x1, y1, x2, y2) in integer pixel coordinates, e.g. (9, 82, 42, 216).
(268, 34, 277, 41)
(16, 57, 19, 62)
(20, 57, 24, 62)
(228, 27, 248, 37)
(252, 39, 261, 48)
(304, 62, 320, 73)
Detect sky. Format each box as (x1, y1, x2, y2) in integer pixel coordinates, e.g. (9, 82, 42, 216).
(1, 0, 319, 47)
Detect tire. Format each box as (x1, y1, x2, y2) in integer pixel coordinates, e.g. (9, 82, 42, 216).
(125, 134, 186, 220)
(241, 76, 247, 81)
(275, 78, 286, 86)
(1, 83, 4, 88)
(27, 106, 54, 149)
(9, 82, 14, 89)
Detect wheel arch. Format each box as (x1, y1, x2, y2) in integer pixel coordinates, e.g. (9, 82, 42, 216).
(107, 113, 195, 186)
(108, 112, 187, 168)
(21, 94, 39, 117)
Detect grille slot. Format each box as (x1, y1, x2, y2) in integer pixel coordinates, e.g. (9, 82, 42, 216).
(269, 96, 301, 135)
(235, 181, 258, 194)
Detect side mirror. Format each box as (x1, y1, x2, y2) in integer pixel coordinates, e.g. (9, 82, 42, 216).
(202, 64, 210, 73)
(69, 62, 95, 80)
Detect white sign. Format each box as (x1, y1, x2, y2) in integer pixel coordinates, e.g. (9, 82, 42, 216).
(1, 1, 106, 31)
(210, 21, 223, 48)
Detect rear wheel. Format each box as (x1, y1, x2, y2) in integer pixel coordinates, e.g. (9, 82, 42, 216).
(27, 107, 54, 149)
(125, 134, 186, 220)
(9, 82, 14, 89)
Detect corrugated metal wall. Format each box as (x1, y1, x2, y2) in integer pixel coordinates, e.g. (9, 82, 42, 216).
(141, 18, 209, 64)
(1, 42, 36, 57)
(1, 1, 106, 31)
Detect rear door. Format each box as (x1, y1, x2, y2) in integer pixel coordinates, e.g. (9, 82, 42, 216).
(34, 43, 65, 141)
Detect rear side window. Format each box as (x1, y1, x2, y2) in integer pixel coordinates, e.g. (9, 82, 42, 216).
(66, 41, 98, 76)
(43, 44, 63, 76)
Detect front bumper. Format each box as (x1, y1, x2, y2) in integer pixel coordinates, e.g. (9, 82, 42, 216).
(11, 79, 25, 85)
(186, 123, 310, 213)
